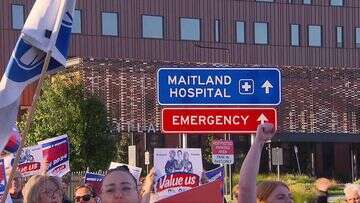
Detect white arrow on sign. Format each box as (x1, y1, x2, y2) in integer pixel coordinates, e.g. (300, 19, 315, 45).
(257, 113, 269, 124)
(261, 80, 273, 94)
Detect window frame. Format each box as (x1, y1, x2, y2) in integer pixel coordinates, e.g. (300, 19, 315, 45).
(303, 0, 312, 5)
(308, 25, 322, 47)
(235, 21, 246, 44)
(214, 19, 220, 42)
(290, 24, 300, 47)
(330, 0, 344, 6)
(11, 4, 25, 30)
(335, 26, 344, 48)
(254, 22, 269, 45)
(101, 11, 119, 36)
(255, 0, 274, 2)
(179, 17, 201, 41)
(72, 9, 82, 34)
(355, 27, 360, 48)
(141, 14, 165, 39)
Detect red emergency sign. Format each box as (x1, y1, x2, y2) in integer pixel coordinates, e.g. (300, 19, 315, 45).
(161, 107, 277, 134)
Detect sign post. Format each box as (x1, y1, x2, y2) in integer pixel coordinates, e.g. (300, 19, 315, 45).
(272, 147, 283, 181)
(157, 66, 282, 199)
(212, 139, 234, 197)
(294, 145, 301, 174)
(145, 151, 150, 173)
(128, 145, 136, 166)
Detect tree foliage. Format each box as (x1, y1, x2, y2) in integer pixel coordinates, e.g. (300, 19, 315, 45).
(20, 73, 116, 171)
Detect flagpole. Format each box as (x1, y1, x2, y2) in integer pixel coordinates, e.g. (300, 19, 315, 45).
(1, 0, 68, 201)
(1, 52, 52, 203)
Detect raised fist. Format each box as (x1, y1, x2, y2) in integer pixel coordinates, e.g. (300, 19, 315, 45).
(255, 123, 276, 143)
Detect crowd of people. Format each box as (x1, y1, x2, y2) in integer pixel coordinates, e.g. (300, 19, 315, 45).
(3, 123, 360, 203)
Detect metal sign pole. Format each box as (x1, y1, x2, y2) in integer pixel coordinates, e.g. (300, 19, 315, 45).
(277, 148, 280, 181)
(182, 133, 187, 148)
(294, 145, 301, 174)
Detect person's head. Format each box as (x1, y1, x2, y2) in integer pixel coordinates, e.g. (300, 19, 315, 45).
(232, 185, 239, 200)
(169, 150, 175, 159)
(62, 173, 71, 193)
(177, 150, 182, 158)
(344, 184, 360, 203)
(74, 184, 97, 203)
(256, 181, 293, 203)
(100, 166, 140, 203)
(183, 151, 189, 161)
(22, 175, 63, 203)
(7, 170, 24, 196)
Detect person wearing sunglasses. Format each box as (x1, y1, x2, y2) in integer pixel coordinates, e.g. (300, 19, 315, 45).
(74, 184, 97, 203)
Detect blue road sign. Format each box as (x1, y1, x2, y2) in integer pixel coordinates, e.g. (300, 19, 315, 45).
(157, 67, 281, 106)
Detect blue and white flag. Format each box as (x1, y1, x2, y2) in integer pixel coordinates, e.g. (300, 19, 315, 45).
(0, 0, 76, 152)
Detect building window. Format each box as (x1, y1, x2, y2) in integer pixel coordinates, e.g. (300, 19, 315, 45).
(142, 15, 163, 39)
(101, 12, 118, 36)
(330, 0, 343, 6)
(180, 18, 200, 41)
(12, 4, 24, 29)
(72, 9, 81, 34)
(336, 26, 343, 48)
(356, 28, 360, 48)
(236, 21, 245, 43)
(215, 20, 220, 42)
(303, 0, 311, 4)
(254, 22, 268, 45)
(291, 24, 300, 46)
(308, 25, 322, 47)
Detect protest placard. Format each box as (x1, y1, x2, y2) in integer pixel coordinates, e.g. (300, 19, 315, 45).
(109, 162, 142, 182)
(157, 180, 223, 203)
(0, 160, 6, 200)
(84, 172, 104, 195)
(205, 166, 224, 182)
(38, 135, 70, 177)
(154, 148, 202, 200)
(4, 145, 43, 177)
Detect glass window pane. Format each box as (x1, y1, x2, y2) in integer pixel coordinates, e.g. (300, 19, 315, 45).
(303, 0, 311, 4)
(180, 18, 200, 41)
(12, 5, 24, 29)
(142, 15, 163, 39)
(356, 28, 360, 48)
(331, 0, 343, 6)
(254, 22, 268, 44)
(102, 12, 118, 36)
(308, 25, 321, 47)
(336, 26, 343, 48)
(72, 9, 81, 34)
(215, 20, 220, 42)
(236, 21, 245, 43)
(291, 24, 300, 46)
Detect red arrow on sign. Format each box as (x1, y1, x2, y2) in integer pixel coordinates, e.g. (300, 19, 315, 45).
(161, 107, 277, 134)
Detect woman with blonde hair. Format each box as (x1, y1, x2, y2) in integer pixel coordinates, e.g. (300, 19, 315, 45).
(238, 123, 293, 203)
(22, 175, 63, 203)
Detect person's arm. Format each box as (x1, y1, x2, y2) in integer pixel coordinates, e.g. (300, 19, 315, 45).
(140, 168, 155, 203)
(237, 123, 275, 203)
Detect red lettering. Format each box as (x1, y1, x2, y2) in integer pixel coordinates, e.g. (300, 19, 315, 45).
(156, 173, 199, 192)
